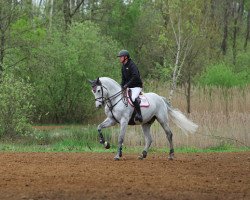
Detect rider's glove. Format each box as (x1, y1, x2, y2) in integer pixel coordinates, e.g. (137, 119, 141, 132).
(122, 84, 128, 90)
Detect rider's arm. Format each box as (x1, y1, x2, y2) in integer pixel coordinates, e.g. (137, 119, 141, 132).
(121, 66, 126, 87)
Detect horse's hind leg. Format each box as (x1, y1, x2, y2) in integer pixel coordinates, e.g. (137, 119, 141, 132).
(157, 116, 174, 160)
(138, 124, 152, 160)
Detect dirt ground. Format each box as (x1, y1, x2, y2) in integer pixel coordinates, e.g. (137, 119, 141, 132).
(0, 152, 249, 200)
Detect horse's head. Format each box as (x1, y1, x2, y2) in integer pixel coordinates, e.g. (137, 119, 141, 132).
(89, 77, 108, 108)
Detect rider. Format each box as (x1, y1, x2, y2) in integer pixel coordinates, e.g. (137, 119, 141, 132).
(117, 50, 143, 122)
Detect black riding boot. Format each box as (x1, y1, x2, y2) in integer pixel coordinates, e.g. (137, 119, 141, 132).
(133, 98, 143, 122)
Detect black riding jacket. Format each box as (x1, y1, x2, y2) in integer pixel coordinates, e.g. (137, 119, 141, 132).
(121, 59, 143, 88)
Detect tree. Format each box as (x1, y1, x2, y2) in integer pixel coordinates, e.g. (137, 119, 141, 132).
(244, 0, 250, 50)
(28, 22, 120, 123)
(0, 71, 34, 137)
(0, 1, 19, 78)
(232, 0, 244, 65)
(221, 0, 230, 55)
(63, 0, 85, 31)
(157, 0, 217, 113)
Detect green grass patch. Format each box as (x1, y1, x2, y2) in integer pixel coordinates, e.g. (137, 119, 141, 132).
(0, 125, 249, 153)
(0, 125, 116, 152)
(148, 144, 250, 154)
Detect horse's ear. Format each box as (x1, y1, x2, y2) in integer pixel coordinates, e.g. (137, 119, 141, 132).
(88, 79, 95, 85)
(96, 77, 101, 85)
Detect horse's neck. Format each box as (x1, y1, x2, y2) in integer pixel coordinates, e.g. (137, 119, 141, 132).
(101, 78, 124, 107)
(101, 78, 121, 97)
(107, 86, 120, 97)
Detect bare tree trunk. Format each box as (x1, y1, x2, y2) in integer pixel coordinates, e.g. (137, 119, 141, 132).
(160, 0, 170, 29)
(0, 31, 4, 77)
(63, 0, 71, 31)
(0, 6, 5, 78)
(63, 0, 85, 31)
(169, 14, 181, 102)
(244, 10, 250, 50)
(186, 72, 191, 114)
(232, 1, 242, 65)
(39, 0, 43, 8)
(221, 1, 229, 55)
(49, 0, 54, 31)
(168, 11, 192, 103)
(210, 0, 215, 19)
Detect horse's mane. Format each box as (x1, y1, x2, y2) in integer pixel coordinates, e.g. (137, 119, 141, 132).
(99, 77, 121, 94)
(100, 77, 120, 87)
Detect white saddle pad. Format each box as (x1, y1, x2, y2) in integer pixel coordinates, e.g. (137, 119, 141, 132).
(127, 92, 150, 108)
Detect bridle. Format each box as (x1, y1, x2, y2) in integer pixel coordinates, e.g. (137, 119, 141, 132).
(93, 84, 107, 106)
(93, 83, 128, 122)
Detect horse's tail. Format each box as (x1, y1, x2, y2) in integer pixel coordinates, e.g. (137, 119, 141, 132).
(162, 97, 198, 135)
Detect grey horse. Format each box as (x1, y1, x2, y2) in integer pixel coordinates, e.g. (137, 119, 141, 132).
(89, 77, 198, 160)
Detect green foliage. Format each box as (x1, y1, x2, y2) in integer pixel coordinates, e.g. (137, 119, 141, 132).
(234, 51, 250, 81)
(99, 0, 142, 45)
(10, 17, 46, 43)
(0, 125, 115, 152)
(19, 22, 120, 123)
(198, 63, 249, 88)
(0, 72, 34, 137)
(245, 0, 250, 9)
(4, 16, 46, 81)
(152, 58, 172, 80)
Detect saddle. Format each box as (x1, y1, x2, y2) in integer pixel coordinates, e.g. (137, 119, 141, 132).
(126, 89, 150, 108)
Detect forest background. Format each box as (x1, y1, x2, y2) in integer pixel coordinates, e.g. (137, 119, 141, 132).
(0, 0, 249, 149)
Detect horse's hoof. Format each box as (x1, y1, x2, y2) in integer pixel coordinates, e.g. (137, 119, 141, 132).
(138, 155, 144, 160)
(168, 156, 174, 160)
(114, 156, 120, 161)
(168, 153, 174, 160)
(138, 151, 147, 160)
(104, 141, 110, 149)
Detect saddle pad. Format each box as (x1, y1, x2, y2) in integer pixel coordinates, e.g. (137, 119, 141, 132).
(127, 92, 150, 108)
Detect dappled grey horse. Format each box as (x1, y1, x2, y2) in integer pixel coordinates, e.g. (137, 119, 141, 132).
(89, 77, 198, 160)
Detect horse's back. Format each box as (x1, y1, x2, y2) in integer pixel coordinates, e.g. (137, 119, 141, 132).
(143, 92, 163, 101)
(143, 92, 166, 110)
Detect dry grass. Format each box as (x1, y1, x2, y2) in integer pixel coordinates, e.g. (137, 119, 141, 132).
(107, 84, 250, 149)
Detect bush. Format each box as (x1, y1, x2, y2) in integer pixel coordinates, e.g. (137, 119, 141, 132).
(198, 63, 248, 88)
(28, 22, 121, 123)
(0, 73, 34, 137)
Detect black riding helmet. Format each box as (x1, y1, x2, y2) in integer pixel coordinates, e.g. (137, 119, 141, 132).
(117, 50, 130, 58)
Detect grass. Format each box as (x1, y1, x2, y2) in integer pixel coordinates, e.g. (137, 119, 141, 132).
(0, 125, 249, 153)
(0, 142, 249, 153)
(0, 125, 116, 153)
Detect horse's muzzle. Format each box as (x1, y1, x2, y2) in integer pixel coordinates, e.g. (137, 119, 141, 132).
(96, 104, 102, 109)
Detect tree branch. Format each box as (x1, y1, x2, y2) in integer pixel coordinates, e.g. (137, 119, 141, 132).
(70, 0, 85, 17)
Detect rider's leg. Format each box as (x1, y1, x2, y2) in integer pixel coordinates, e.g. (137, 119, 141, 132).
(131, 87, 143, 122)
(133, 98, 143, 122)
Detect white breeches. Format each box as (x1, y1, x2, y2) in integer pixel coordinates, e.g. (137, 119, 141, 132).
(130, 87, 142, 102)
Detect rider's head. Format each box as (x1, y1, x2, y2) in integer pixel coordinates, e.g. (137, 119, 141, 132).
(117, 50, 130, 64)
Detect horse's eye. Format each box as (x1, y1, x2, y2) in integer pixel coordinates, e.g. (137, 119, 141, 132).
(97, 89, 101, 93)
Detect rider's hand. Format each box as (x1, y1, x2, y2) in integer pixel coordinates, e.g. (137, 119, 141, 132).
(122, 84, 128, 90)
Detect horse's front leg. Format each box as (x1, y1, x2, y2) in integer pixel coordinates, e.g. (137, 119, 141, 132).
(97, 118, 116, 149)
(114, 119, 128, 161)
